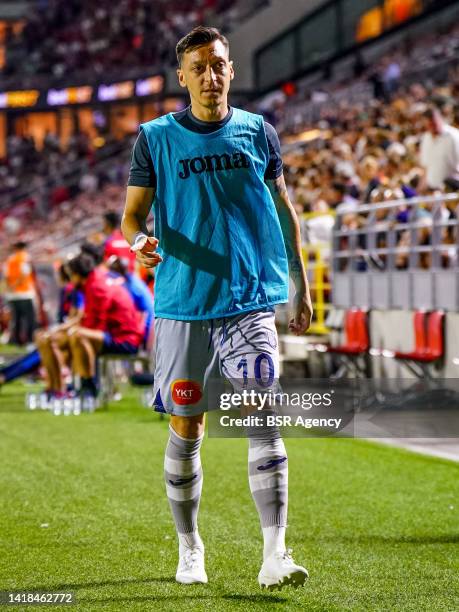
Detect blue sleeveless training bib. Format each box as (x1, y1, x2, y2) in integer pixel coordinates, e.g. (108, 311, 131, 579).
(140, 107, 289, 320)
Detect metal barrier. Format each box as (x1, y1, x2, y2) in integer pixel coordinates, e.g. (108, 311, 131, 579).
(301, 212, 334, 334)
(303, 244, 331, 334)
(331, 193, 459, 311)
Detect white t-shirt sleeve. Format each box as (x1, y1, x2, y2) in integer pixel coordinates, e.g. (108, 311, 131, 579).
(450, 129, 459, 172)
(419, 133, 429, 168)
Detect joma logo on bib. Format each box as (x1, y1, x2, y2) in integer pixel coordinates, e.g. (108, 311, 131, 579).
(178, 151, 249, 179)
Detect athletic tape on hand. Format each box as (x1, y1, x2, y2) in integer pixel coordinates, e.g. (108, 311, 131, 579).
(130, 233, 148, 252)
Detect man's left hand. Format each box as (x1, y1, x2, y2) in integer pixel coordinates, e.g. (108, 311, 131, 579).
(289, 291, 313, 335)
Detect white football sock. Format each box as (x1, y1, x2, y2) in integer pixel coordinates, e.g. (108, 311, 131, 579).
(178, 530, 204, 556)
(262, 526, 286, 560)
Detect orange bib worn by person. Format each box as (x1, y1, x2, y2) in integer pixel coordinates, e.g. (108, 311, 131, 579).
(4, 242, 36, 345)
(5, 250, 35, 295)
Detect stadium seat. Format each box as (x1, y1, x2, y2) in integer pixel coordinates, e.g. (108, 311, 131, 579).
(367, 310, 457, 412)
(383, 310, 444, 378)
(325, 308, 370, 378)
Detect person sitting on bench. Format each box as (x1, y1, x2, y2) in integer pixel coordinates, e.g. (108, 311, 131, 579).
(67, 253, 144, 401)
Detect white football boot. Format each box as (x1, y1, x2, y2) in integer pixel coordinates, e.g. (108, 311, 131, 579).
(176, 547, 208, 584)
(258, 549, 308, 590)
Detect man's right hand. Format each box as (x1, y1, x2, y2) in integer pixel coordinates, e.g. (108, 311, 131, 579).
(130, 235, 163, 269)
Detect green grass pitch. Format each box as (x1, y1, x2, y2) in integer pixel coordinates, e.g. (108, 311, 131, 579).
(0, 381, 458, 611)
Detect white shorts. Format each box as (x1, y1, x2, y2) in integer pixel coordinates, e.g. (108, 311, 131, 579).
(152, 308, 279, 416)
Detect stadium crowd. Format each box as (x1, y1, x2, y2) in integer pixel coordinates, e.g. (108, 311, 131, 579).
(0, 131, 133, 267)
(1, 5, 457, 267)
(0, 183, 129, 266)
(266, 17, 459, 136)
(269, 37, 459, 268)
(3, 82, 458, 267)
(1, 7, 459, 393)
(2, 0, 261, 86)
(282, 81, 459, 214)
(0, 132, 95, 205)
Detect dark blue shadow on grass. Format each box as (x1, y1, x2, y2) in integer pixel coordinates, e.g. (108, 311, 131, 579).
(307, 534, 459, 545)
(23, 577, 288, 604)
(80, 594, 288, 605)
(22, 576, 176, 591)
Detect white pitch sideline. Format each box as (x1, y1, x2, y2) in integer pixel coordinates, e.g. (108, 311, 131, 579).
(370, 438, 459, 463)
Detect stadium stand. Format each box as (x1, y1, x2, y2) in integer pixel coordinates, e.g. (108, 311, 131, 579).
(270, 75, 459, 220)
(1, 0, 268, 88)
(2, 23, 458, 263)
(0, 183, 129, 266)
(259, 16, 459, 136)
(1, 0, 459, 398)
(0, 132, 103, 222)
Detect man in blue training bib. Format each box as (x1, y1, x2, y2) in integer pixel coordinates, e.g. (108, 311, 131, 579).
(121, 26, 313, 590)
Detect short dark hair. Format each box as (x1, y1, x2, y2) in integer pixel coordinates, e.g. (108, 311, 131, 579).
(57, 263, 70, 283)
(445, 177, 459, 192)
(104, 211, 120, 229)
(80, 240, 104, 265)
(106, 254, 129, 277)
(13, 241, 27, 250)
(423, 104, 443, 120)
(332, 182, 347, 196)
(176, 26, 229, 66)
(68, 253, 97, 279)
